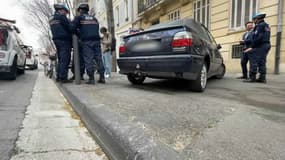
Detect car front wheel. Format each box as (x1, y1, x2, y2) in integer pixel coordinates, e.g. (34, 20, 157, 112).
(189, 63, 207, 92)
(127, 73, 146, 85)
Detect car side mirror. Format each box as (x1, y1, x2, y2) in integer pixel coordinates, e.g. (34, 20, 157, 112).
(13, 26, 21, 34)
(20, 45, 27, 49)
(217, 44, 222, 50)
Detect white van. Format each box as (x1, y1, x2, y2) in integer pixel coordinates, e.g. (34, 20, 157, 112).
(23, 46, 38, 70)
(0, 18, 26, 80)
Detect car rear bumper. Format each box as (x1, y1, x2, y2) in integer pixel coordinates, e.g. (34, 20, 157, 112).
(0, 64, 11, 72)
(26, 59, 34, 65)
(117, 54, 204, 80)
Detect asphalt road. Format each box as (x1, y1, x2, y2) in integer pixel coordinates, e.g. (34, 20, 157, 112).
(64, 73, 285, 159)
(0, 70, 38, 160)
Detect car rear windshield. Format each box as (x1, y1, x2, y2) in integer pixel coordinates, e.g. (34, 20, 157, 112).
(0, 28, 9, 51)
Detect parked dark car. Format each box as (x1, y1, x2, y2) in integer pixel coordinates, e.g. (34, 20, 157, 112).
(117, 19, 226, 92)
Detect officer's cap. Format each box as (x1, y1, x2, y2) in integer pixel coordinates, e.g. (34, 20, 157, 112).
(252, 13, 266, 20)
(54, 3, 69, 13)
(77, 3, 89, 12)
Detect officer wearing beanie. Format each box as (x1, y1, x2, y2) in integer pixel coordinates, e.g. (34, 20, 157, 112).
(71, 3, 105, 85)
(49, 3, 72, 83)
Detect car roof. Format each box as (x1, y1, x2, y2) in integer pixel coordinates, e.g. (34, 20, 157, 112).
(0, 18, 16, 31)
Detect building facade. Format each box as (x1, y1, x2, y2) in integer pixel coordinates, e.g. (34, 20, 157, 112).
(133, 0, 285, 73)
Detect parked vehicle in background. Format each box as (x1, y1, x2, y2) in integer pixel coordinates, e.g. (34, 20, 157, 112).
(117, 19, 226, 92)
(0, 18, 26, 80)
(23, 45, 38, 70)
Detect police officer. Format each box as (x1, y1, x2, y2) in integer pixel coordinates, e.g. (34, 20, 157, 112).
(49, 3, 72, 83)
(244, 13, 271, 83)
(72, 3, 105, 85)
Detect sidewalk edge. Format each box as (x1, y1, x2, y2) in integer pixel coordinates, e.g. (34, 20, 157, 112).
(57, 83, 184, 160)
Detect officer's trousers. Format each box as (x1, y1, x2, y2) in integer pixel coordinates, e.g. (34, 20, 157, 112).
(81, 41, 105, 79)
(256, 44, 271, 78)
(54, 40, 71, 80)
(248, 44, 271, 80)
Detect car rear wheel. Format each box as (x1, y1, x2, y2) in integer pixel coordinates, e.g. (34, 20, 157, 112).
(189, 63, 207, 92)
(18, 59, 26, 74)
(7, 57, 17, 80)
(127, 73, 146, 85)
(215, 63, 226, 79)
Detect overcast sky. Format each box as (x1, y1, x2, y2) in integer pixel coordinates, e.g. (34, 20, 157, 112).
(0, 0, 41, 49)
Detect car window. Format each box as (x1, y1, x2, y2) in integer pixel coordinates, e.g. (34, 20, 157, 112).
(15, 33, 24, 46)
(200, 28, 211, 42)
(202, 25, 217, 46)
(0, 28, 9, 51)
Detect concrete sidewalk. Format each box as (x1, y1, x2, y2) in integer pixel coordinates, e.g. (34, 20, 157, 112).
(10, 72, 107, 160)
(58, 73, 285, 160)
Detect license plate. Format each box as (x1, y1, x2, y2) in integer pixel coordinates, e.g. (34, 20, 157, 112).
(132, 41, 160, 52)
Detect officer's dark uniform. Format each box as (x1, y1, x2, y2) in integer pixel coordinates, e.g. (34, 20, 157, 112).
(49, 5, 72, 81)
(249, 14, 271, 82)
(72, 4, 105, 84)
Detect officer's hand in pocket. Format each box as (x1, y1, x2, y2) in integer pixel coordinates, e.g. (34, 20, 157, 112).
(245, 48, 252, 53)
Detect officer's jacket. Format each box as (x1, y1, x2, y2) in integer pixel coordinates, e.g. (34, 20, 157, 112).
(252, 20, 271, 48)
(49, 12, 72, 41)
(72, 13, 100, 41)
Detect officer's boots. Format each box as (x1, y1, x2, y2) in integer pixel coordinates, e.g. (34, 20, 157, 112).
(86, 76, 95, 85)
(243, 77, 256, 83)
(256, 74, 266, 83)
(98, 74, 106, 84)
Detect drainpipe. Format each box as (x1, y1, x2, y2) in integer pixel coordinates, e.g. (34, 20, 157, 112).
(274, 0, 284, 74)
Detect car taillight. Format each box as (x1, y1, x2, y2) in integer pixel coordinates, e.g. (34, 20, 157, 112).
(172, 31, 193, 49)
(119, 45, 126, 54)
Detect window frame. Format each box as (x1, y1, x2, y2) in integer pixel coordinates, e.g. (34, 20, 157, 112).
(193, 0, 210, 29)
(115, 6, 119, 27)
(124, 0, 129, 21)
(168, 9, 181, 21)
(230, 0, 258, 30)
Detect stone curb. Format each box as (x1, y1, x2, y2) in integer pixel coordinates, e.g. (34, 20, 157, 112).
(57, 83, 184, 160)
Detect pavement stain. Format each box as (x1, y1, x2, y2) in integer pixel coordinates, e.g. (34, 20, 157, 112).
(63, 101, 85, 128)
(94, 147, 104, 156)
(62, 100, 109, 159)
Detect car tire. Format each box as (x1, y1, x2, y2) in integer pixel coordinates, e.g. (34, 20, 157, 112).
(7, 57, 17, 80)
(189, 63, 207, 92)
(127, 73, 146, 85)
(215, 63, 226, 79)
(34, 63, 38, 69)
